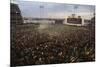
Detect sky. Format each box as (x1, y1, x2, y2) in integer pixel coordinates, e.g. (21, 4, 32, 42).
(12, 0, 95, 19)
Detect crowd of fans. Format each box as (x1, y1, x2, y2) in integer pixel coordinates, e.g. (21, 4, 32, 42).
(11, 24, 95, 66)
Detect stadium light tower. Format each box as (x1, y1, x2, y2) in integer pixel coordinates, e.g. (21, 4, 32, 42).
(73, 5, 78, 17)
(39, 5, 44, 18)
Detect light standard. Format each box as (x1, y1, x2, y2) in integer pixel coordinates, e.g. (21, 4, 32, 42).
(72, 5, 78, 18)
(39, 5, 44, 18)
